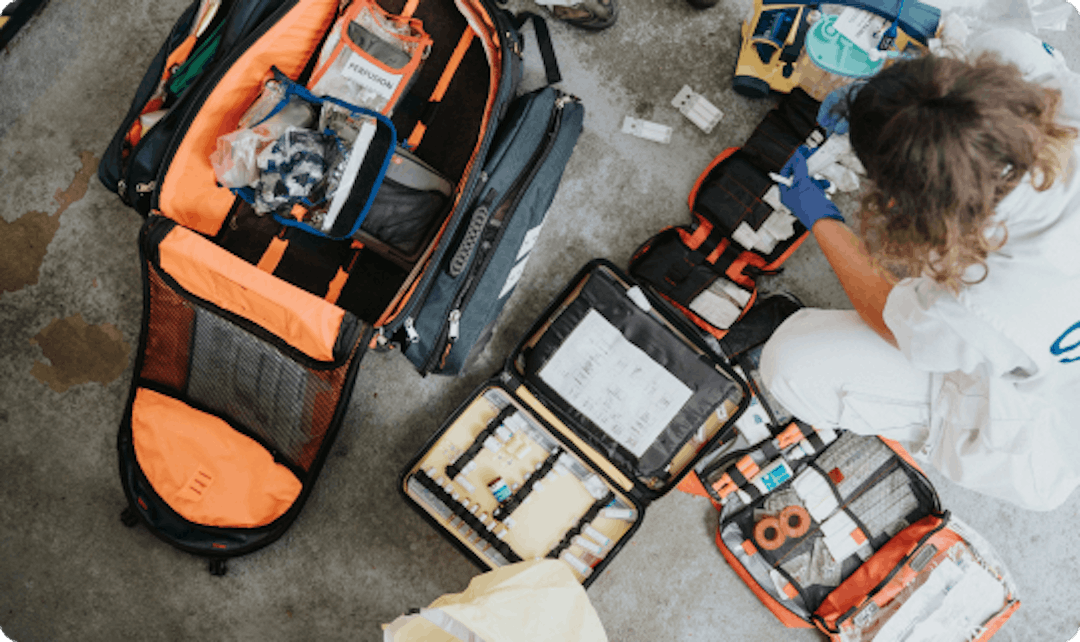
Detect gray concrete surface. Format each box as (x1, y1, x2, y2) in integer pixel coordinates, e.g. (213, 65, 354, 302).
(2, 0, 1080, 640)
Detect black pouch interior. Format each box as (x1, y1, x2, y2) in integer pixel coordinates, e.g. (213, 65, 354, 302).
(355, 145, 454, 260)
(693, 154, 776, 237)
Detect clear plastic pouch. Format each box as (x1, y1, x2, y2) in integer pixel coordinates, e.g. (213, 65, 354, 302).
(211, 79, 318, 189)
(213, 68, 397, 239)
(308, 0, 432, 117)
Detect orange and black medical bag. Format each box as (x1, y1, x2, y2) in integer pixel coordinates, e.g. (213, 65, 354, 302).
(629, 89, 821, 341)
(107, 0, 585, 571)
(685, 297, 1022, 641)
(119, 217, 368, 574)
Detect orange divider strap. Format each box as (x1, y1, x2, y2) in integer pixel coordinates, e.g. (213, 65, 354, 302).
(256, 235, 290, 274)
(401, 0, 421, 17)
(325, 241, 363, 304)
(407, 29, 475, 148)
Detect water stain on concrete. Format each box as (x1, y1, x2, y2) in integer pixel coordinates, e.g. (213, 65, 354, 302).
(29, 314, 130, 393)
(0, 150, 97, 294)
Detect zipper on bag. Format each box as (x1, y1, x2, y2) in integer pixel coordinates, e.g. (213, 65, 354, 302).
(420, 94, 573, 374)
(149, 0, 308, 212)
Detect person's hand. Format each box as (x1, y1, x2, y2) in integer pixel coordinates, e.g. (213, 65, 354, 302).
(777, 147, 845, 230)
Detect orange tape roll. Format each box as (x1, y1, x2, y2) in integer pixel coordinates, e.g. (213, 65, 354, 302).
(754, 517, 785, 551)
(779, 505, 811, 539)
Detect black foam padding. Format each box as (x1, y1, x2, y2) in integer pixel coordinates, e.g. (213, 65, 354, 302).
(335, 249, 410, 323)
(379, 0, 494, 183)
(718, 293, 804, 360)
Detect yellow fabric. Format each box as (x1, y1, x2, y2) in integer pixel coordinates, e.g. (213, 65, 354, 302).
(384, 561, 608, 642)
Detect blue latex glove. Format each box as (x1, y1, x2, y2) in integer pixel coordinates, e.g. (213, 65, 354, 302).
(777, 147, 845, 229)
(816, 83, 862, 137)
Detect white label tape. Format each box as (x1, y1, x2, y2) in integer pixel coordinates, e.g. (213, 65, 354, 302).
(622, 116, 673, 144)
(341, 52, 403, 100)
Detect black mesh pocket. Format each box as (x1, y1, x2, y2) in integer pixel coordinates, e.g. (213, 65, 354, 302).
(358, 178, 449, 256)
(187, 309, 334, 470)
(139, 262, 358, 472)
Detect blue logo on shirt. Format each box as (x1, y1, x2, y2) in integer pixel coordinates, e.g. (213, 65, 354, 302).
(1050, 321, 1080, 364)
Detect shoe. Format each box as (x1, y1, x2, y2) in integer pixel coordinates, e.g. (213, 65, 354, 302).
(536, 0, 619, 31)
(685, 0, 720, 8)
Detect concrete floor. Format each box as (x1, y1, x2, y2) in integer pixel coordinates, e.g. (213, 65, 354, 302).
(2, 0, 1080, 640)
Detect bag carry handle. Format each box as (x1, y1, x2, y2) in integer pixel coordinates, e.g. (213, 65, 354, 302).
(506, 10, 562, 86)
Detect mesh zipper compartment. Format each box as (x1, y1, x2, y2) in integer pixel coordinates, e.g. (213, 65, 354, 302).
(119, 217, 367, 555)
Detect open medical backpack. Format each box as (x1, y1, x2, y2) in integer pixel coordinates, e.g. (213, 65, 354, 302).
(105, 0, 584, 572)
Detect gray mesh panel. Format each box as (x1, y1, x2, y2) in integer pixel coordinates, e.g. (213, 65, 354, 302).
(187, 309, 330, 469)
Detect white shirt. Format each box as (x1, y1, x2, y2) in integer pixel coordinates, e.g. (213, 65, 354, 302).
(882, 30, 1080, 510)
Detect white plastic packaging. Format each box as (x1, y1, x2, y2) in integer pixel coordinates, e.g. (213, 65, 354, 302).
(621, 116, 673, 143)
(671, 85, 723, 133)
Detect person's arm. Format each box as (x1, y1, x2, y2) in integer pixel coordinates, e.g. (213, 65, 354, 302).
(812, 218, 898, 347)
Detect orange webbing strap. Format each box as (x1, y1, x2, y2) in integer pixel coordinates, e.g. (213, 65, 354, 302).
(406, 29, 475, 148)
(256, 233, 289, 274)
(401, 0, 421, 17)
(325, 241, 364, 304)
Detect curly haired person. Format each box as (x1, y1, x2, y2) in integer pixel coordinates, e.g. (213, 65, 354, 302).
(762, 30, 1080, 510)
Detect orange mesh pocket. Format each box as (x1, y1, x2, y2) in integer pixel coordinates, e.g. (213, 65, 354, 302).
(132, 388, 302, 528)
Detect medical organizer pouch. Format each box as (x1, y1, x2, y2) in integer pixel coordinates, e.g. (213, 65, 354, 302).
(118, 217, 369, 574)
(307, 0, 433, 116)
(629, 89, 823, 340)
(400, 261, 751, 585)
(99, 0, 583, 378)
(688, 297, 1020, 640)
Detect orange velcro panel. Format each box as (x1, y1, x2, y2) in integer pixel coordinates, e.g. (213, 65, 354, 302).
(157, 0, 340, 236)
(157, 224, 346, 362)
(132, 389, 302, 528)
(814, 514, 944, 632)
